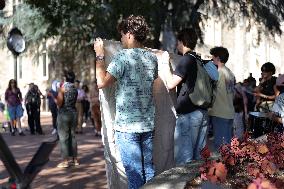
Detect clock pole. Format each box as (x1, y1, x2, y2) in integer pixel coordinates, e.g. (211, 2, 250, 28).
(7, 27, 25, 81)
(14, 54, 17, 81)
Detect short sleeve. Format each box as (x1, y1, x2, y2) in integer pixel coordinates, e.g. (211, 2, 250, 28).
(173, 56, 194, 79)
(107, 52, 125, 80)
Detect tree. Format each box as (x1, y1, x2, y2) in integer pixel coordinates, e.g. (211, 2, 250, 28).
(0, 3, 49, 48)
(1, 0, 282, 60)
(25, 0, 284, 46)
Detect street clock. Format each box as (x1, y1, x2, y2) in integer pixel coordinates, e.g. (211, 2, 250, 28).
(7, 27, 25, 56)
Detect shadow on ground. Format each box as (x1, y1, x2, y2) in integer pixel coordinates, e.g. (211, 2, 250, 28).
(0, 114, 107, 189)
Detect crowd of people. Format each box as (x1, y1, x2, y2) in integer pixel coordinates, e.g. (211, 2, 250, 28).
(1, 75, 102, 171)
(93, 15, 284, 189)
(1, 78, 101, 136)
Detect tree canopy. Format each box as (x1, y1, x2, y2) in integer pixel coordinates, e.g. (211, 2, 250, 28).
(23, 0, 284, 47)
(1, 0, 283, 67)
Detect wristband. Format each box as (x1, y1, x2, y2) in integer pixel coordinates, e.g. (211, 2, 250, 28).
(96, 55, 105, 61)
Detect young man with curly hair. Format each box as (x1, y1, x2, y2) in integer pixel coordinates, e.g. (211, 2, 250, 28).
(93, 15, 158, 189)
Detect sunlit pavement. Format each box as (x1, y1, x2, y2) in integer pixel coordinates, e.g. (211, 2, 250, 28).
(0, 112, 107, 189)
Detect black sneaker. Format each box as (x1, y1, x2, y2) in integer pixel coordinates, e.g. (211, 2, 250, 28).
(19, 132, 25, 136)
(11, 131, 15, 136)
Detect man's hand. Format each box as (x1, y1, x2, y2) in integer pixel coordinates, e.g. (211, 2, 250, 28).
(94, 38, 104, 56)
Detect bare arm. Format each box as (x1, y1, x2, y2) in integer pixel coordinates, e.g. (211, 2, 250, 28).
(94, 38, 116, 89)
(160, 51, 183, 90)
(55, 88, 64, 108)
(254, 84, 277, 101)
(164, 71, 183, 90)
(96, 60, 116, 89)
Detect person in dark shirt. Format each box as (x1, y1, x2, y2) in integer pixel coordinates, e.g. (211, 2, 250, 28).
(163, 28, 209, 165)
(25, 83, 43, 135)
(254, 62, 277, 112)
(54, 71, 79, 168)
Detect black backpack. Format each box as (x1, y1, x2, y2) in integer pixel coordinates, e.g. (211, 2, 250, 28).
(26, 91, 40, 105)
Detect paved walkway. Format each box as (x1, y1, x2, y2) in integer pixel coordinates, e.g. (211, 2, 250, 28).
(0, 113, 107, 189)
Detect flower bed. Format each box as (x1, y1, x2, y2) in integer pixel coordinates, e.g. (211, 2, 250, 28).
(185, 132, 284, 189)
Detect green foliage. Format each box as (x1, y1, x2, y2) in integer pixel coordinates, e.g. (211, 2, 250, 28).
(18, 0, 284, 68)
(24, 0, 284, 48)
(0, 4, 49, 44)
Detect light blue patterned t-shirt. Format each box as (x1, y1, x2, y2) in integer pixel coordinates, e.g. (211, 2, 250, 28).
(107, 48, 158, 133)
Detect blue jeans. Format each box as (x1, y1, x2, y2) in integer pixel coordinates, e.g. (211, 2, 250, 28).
(211, 116, 233, 150)
(174, 109, 208, 166)
(115, 131, 155, 189)
(7, 104, 23, 120)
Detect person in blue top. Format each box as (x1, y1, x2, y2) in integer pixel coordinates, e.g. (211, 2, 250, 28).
(94, 15, 158, 189)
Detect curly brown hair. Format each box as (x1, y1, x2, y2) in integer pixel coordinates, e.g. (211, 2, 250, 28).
(117, 15, 149, 43)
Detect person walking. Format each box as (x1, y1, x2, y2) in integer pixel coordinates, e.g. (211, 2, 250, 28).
(94, 15, 158, 189)
(54, 71, 79, 168)
(5, 79, 25, 136)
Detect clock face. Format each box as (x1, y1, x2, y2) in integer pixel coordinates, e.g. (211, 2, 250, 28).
(11, 34, 25, 53)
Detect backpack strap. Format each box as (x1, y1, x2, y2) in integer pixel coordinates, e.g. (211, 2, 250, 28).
(187, 53, 204, 66)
